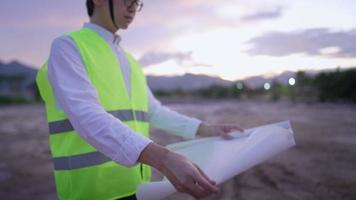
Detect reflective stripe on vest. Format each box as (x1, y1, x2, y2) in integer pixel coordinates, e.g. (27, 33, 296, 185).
(49, 110, 149, 134)
(54, 151, 111, 170)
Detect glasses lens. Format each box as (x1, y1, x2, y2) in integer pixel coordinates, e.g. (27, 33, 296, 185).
(125, 0, 143, 12)
(137, 2, 143, 12)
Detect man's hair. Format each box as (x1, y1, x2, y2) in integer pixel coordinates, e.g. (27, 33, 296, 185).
(86, 0, 94, 17)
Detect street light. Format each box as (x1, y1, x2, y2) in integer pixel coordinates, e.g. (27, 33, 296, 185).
(264, 83, 271, 90)
(236, 82, 243, 90)
(289, 78, 296, 86)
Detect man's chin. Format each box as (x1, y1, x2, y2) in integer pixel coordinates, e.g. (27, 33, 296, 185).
(120, 24, 129, 30)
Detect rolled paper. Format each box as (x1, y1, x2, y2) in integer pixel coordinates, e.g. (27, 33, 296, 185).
(137, 121, 295, 200)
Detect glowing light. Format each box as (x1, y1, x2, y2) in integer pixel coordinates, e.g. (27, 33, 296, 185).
(236, 82, 243, 90)
(289, 78, 296, 86)
(264, 83, 271, 90)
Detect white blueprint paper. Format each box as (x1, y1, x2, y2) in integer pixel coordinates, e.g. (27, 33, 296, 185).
(136, 121, 295, 200)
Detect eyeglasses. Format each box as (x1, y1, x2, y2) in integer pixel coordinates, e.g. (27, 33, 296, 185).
(123, 0, 144, 12)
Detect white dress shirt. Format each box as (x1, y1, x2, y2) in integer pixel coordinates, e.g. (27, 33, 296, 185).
(47, 22, 201, 167)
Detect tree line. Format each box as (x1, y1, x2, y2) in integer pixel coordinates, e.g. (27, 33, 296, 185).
(1, 67, 355, 104)
(154, 68, 356, 103)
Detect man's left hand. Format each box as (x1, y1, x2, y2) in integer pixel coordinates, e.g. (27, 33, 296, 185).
(197, 123, 244, 140)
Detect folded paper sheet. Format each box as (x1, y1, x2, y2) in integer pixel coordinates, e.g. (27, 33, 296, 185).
(136, 121, 295, 200)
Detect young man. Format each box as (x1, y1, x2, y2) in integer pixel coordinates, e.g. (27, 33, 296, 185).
(36, 0, 243, 199)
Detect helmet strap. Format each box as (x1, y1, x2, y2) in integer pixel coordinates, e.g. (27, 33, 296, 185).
(109, 0, 118, 29)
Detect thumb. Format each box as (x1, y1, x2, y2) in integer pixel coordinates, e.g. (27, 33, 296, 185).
(223, 125, 244, 133)
(218, 128, 234, 140)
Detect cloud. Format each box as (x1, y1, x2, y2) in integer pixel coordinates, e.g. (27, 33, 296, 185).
(125, 1, 286, 57)
(139, 51, 192, 66)
(241, 7, 283, 21)
(245, 28, 356, 58)
(0, 0, 86, 29)
(138, 50, 212, 68)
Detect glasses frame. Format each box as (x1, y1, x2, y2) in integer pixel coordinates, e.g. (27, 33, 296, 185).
(123, 0, 144, 12)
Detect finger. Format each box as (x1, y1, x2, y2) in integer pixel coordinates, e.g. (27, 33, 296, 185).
(166, 174, 185, 193)
(184, 178, 208, 199)
(216, 129, 234, 140)
(221, 132, 234, 140)
(227, 125, 244, 132)
(223, 125, 244, 133)
(194, 164, 216, 185)
(168, 173, 204, 198)
(193, 169, 219, 194)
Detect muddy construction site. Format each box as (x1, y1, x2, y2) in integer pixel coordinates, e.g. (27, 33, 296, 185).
(1, 100, 355, 200)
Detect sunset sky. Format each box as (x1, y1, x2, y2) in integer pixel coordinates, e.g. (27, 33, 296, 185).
(1, 0, 356, 80)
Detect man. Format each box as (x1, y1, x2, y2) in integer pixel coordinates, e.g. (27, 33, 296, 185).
(36, 0, 243, 199)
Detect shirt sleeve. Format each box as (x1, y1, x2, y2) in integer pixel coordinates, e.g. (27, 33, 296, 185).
(47, 36, 152, 167)
(147, 88, 202, 139)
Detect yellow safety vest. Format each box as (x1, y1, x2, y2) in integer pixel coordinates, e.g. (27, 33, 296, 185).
(36, 28, 151, 200)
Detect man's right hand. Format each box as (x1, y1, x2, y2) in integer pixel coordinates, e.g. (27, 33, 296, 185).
(138, 142, 219, 199)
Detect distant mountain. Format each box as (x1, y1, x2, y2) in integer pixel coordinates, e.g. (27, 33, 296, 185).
(0, 59, 347, 94)
(146, 69, 343, 91)
(0, 61, 37, 79)
(147, 73, 233, 91)
(147, 70, 308, 91)
(0, 60, 236, 95)
(0, 60, 37, 99)
(240, 76, 268, 89)
(0, 60, 235, 95)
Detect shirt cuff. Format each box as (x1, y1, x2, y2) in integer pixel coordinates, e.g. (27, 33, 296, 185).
(112, 132, 152, 167)
(182, 118, 202, 139)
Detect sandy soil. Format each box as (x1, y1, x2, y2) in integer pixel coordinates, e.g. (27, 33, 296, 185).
(0, 99, 355, 200)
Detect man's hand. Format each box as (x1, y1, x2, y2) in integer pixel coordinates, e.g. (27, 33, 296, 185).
(138, 143, 219, 199)
(197, 122, 244, 140)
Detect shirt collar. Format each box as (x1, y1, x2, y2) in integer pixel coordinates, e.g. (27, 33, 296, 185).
(83, 22, 121, 46)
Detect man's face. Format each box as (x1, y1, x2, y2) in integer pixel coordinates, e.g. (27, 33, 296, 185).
(112, 0, 141, 29)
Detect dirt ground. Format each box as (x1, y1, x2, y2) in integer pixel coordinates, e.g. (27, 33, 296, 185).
(0, 99, 355, 200)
